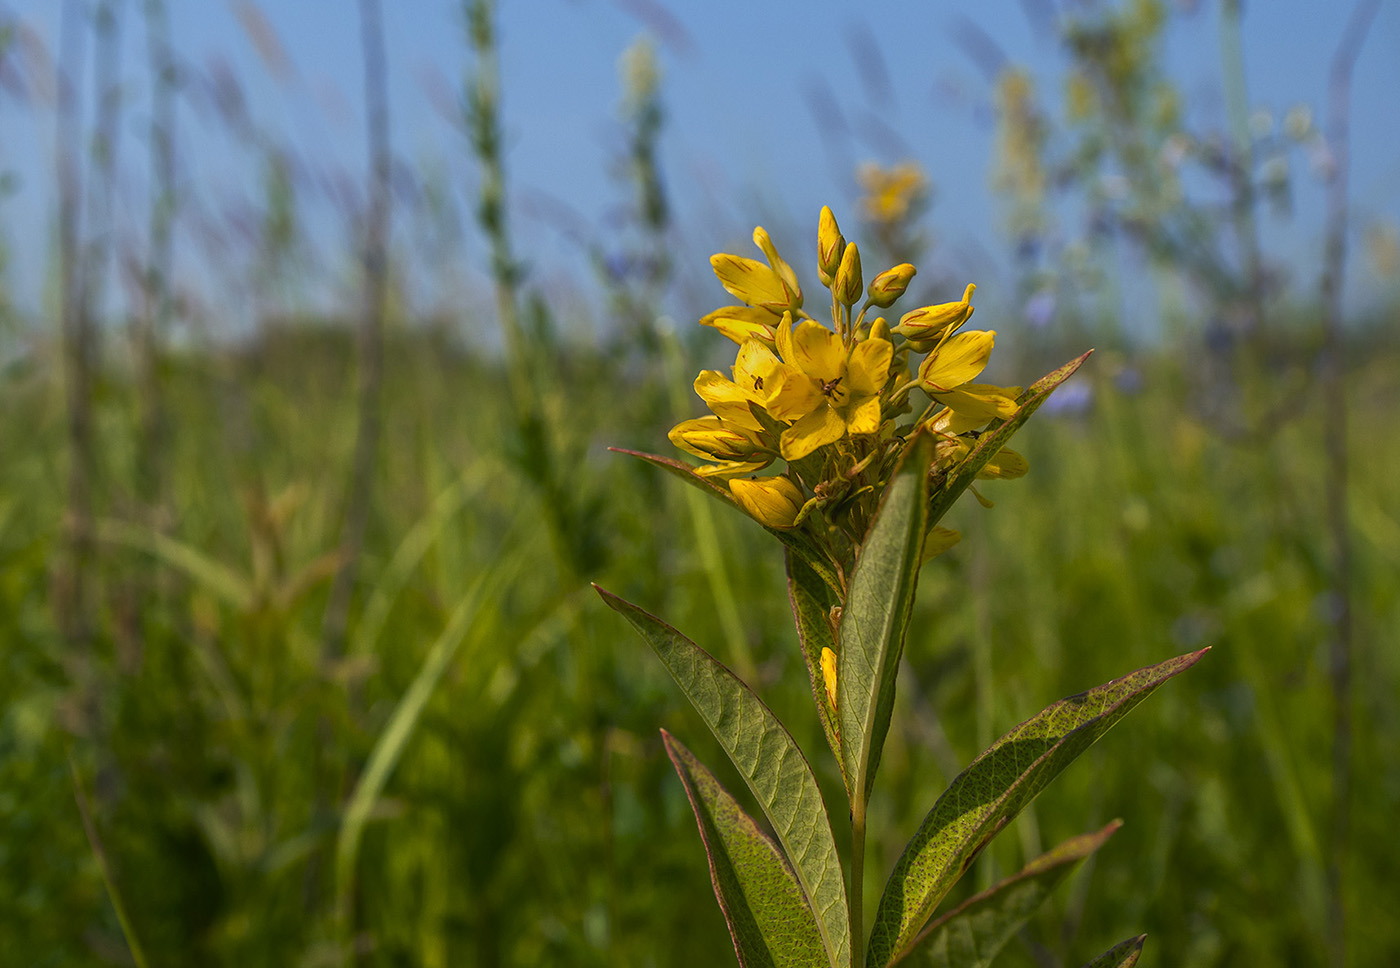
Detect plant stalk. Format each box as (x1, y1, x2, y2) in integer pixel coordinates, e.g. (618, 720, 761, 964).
(851, 798, 867, 968)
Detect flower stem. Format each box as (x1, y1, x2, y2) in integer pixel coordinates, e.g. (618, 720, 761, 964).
(850, 798, 867, 968)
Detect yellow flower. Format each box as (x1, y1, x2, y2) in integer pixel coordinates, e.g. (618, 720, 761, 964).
(857, 160, 928, 225)
(730, 475, 806, 529)
(693, 338, 788, 431)
(710, 227, 803, 313)
(769, 318, 893, 461)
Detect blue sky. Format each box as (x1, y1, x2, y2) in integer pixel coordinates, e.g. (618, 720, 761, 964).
(2, 0, 1398, 342)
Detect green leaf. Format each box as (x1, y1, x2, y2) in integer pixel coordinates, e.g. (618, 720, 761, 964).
(928, 350, 1092, 527)
(895, 821, 1122, 967)
(612, 448, 843, 596)
(867, 648, 1208, 966)
(785, 548, 845, 788)
(663, 732, 830, 968)
(597, 588, 851, 968)
(1080, 935, 1146, 968)
(838, 433, 935, 806)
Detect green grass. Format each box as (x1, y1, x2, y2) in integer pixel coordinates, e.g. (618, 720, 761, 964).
(1, 323, 1396, 965)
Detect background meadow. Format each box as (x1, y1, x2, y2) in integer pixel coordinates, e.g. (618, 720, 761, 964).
(1, 1, 1398, 965)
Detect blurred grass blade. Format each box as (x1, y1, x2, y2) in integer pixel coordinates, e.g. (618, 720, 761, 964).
(786, 548, 844, 788)
(69, 752, 151, 968)
(353, 466, 490, 656)
(929, 351, 1092, 527)
(838, 433, 934, 806)
(598, 587, 850, 968)
(894, 821, 1122, 967)
(97, 518, 253, 610)
(613, 447, 843, 596)
(663, 731, 830, 968)
(334, 537, 527, 944)
(867, 648, 1208, 966)
(1080, 935, 1146, 967)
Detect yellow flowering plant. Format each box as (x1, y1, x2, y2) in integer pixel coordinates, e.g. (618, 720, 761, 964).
(597, 208, 1205, 968)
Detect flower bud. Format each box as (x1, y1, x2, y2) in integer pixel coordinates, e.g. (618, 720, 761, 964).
(730, 475, 806, 529)
(868, 317, 893, 342)
(668, 416, 766, 463)
(833, 242, 863, 307)
(821, 647, 838, 710)
(867, 263, 917, 308)
(894, 283, 977, 344)
(817, 206, 846, 286)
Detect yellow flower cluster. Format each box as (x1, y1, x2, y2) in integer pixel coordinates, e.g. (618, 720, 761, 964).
(673, 208, 1025, 533)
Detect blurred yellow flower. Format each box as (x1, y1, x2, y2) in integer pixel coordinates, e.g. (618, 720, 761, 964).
(857, 161, 928, 225)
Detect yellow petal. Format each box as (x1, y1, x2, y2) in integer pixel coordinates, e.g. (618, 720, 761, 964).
(753, 226, 803, 309)
(921, 526, 962, 563)
(730, 475, 805, 529)
(926, 407, 988, 436)
(733, 339, 783, 395)
(919, 329, 995, 391)
(931, 382, 1021, 422)
(710, 253, 796, 312)
(764, 366, 825, 422)
(700, 305, 780, 346)
(694, 458, 772, 479)
(977, 447, 1029, 479)
(844, 395, 883, 436)
(787, 321, 844, 382)
(845, 337, 893, 396)
(694, 370, 763, 430)
(820, 646, 838, 709)
(780, 406, 845, 461)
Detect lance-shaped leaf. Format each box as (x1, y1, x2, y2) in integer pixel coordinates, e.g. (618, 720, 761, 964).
(786, 548, 845, 787)
(613, 448, 843, 596)
(838, 433, 935, 806)
(928, 351, 1091, 528)
(867, 649, 1208, 966)
(1081, 935, 1145, 968)
(597, 588, 851, 968)
(663, 731, 829, 968)
(895, 821, 1122, 967)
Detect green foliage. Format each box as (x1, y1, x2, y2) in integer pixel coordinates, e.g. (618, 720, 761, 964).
(663, 732, 828, 967)
(598, 588, 850, 968)
(900, 821, 1121, 967)
(2, 330, 1398, 965)
(866, 649, 1206, 966)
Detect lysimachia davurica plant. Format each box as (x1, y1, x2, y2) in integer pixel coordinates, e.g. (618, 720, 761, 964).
(595, 207, 1205, 968)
